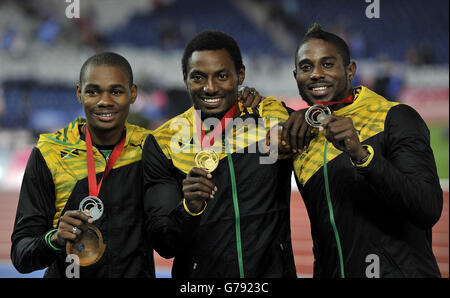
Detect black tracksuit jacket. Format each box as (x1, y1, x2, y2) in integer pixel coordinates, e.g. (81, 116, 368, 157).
(294, 86, 442, 278)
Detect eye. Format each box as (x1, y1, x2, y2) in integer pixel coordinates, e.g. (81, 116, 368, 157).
(218, 73, 228, 80)
(85, 89, 98, 96)
(112, 89, 123, 96)
(300, 64, 312, 72)
(323, 62, 334, 68)
(191, 74, 203, 83)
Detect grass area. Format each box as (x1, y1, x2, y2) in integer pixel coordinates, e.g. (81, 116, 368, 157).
(429, 123, 449, 179)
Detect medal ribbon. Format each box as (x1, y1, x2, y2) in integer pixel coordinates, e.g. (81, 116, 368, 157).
(314, 94, 354, 107)
(194, 104, 238, 149)
(85, 126, 126, 197)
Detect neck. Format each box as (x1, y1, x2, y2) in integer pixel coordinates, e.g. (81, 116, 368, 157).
(198, 104, 239, 122)
(331, 102, 347, 111)
(329, 89, 354, 111)
(82, 124, 124, 146)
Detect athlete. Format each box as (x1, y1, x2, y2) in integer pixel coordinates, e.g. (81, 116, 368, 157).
(142, 30, 297, 278)
(282, 23, 443, 277)
(11, 52, 154, 277)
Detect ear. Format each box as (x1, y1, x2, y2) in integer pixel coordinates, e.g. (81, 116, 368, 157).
(183, 73, 188, 87)
(130, 84, 138, 104)
(346, 61, 357, 82)
(76, 84, 82, 104)
(293, 69, 297, 79)
(238, 65, 246, 85)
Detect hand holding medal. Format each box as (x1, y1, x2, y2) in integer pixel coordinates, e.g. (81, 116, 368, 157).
(182, 105, 237, 214)
(275, 94, 355, 154)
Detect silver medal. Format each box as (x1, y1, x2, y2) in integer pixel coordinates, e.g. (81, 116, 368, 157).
(79, 196, 104, 221)
(305, 104, 332, 128)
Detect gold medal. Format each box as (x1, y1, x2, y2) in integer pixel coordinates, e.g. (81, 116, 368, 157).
(194, 150, 219, 172)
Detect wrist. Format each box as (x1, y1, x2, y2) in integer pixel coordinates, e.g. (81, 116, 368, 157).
(351, 145, 374, 167)
(45, 229, 63, 251)
(183, 199, 207, 216)
(351, 146, 369, 163)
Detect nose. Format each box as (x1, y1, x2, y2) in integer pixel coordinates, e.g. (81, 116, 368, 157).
(310, 66, 325, 80)
(203, 78, 219, 94)
(97, 92, 114, 106)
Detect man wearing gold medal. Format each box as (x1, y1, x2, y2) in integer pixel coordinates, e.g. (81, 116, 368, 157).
(142, 30, 297, 278)
(11, 52, 155, 277)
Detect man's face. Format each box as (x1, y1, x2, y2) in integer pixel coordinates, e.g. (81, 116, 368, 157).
(77, 65, 136, 132)
(184, 49, 245, 118)
(294, 38, 356, 105)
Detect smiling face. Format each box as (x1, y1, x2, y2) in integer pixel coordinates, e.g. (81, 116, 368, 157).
(294, 38, 356, 105)
(184, 49, 245, 119)
(77, 64, 136, 138)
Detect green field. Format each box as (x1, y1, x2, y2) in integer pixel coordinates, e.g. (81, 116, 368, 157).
(429, 123, 449, 180)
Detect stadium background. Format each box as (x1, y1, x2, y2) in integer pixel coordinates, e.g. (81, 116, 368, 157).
(0, 0, 448, 278)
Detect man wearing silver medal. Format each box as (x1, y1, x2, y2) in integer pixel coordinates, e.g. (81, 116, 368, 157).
(11, 52, 155, 277)
(279, 23, 443, 277)
(142, 30, 297, 278)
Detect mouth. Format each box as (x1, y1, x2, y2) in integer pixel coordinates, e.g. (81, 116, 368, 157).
(201, 97, 223, 108)
(308, 84, 332, 97)
(94, 111, 117, 122)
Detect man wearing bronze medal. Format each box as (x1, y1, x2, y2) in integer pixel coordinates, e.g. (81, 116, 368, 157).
(278, 24, 442, 277)
(11, 52, 155, 277)
(142, 30, 297, 278)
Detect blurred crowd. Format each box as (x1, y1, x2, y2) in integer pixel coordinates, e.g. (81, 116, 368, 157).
(0, 0, 448, 137)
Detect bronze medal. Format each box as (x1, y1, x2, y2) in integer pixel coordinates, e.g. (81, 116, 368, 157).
(66, 223, 106, 266)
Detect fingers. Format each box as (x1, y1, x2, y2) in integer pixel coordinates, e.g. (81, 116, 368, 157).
(303, 126, 316, 152)
(56, 210, 93, 245)
(280, 119, 293, 152)
(323, 116, 351, 142)
(278, 112, 362, 157)
(183, 167, 218, 214)
(187, 167, 212, 179)
(183, 167, 217, 201)
(239, 86, 263, 108)
(290, 112, 309, 153)
(60, 210, 91, 230)
(183, 177, 217, 199)
(322, 116, 361, 154)
(282, 109, 309, 153)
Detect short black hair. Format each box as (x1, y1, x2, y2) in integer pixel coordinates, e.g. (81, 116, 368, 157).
(295, 23, 351, 67)
(182, 30, 243, 78)
(79, 52, 133, 86)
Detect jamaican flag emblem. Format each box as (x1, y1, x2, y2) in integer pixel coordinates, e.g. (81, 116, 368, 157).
(60, 148, 80, 159)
